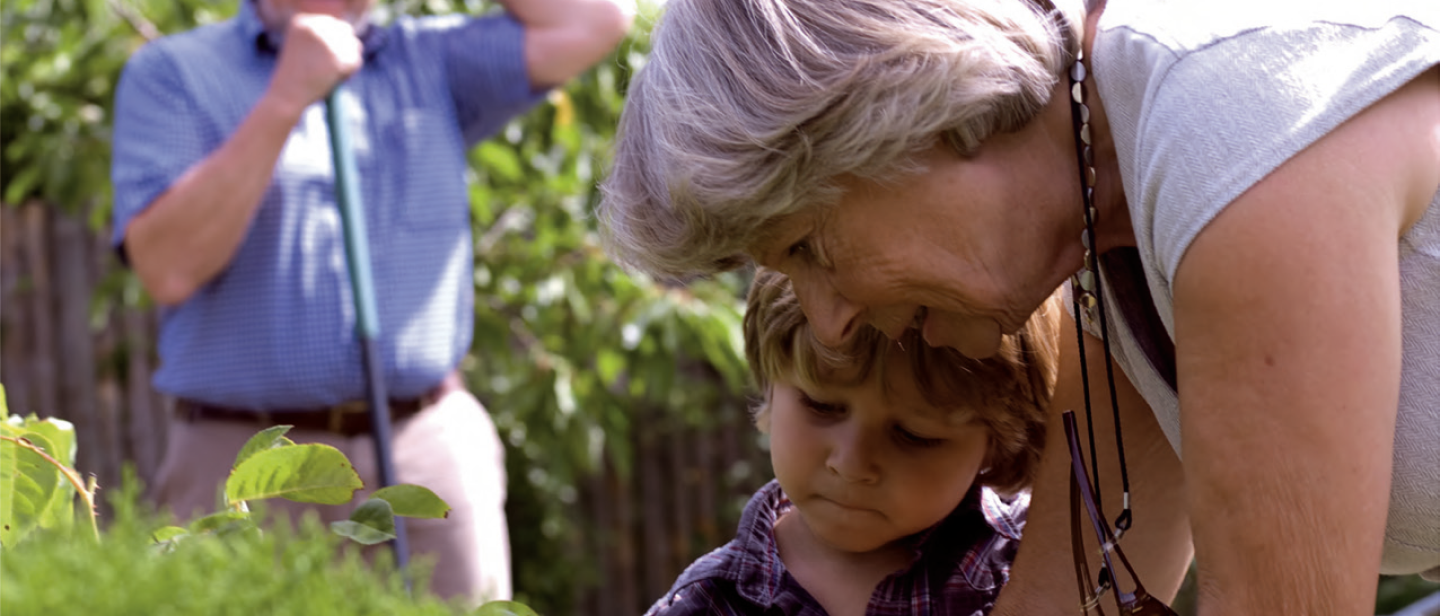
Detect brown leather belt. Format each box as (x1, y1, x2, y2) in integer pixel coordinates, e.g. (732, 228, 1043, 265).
(176, 372, 463, 438)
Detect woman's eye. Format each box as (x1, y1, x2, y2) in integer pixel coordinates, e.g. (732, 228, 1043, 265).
(799, 392, 844, 417)
(894, 427, 944, 448)
(787, 239, 810, 258)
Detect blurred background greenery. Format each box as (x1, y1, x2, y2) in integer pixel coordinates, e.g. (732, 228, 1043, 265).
(0, 0, 1435, 613)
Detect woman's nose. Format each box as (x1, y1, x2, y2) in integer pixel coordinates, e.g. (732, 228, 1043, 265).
(794, 276, 862, 348)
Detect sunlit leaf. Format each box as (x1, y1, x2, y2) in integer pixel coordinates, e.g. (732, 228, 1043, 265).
(370, 484, 451, 519)
(0, 432, 61, 546)
(17, 416, 77, 531)
(225, 444, 362, 507)
(232, 424, 295, 469)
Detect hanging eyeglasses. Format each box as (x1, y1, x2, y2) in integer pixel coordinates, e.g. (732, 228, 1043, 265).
(1065, 410, 1178, 616)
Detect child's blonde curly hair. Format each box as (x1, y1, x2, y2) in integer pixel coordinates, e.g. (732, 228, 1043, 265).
(742, 267, 1059, 495)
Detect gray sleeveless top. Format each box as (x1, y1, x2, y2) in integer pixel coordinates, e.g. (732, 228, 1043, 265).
(1088, 0, 1440, 576)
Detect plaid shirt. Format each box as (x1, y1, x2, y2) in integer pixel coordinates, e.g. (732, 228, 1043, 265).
(646, 480, 1027, 616)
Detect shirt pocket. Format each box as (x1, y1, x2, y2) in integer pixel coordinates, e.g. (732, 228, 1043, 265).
(397, 108, 469, 231)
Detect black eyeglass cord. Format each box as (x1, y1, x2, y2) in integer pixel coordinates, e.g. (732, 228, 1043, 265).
(1066, 50, 1134, 537)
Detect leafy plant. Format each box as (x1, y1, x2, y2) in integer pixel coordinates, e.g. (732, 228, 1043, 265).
(0, 385, 542, 614)
(0, 384, 96, 545)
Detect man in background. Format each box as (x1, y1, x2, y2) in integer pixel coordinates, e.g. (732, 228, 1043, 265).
(111, 0, 631, 603)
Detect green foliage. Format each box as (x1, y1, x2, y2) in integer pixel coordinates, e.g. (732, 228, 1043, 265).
(371, 485, 453, 519)
(1, 412, 91, 546)
(1, 478, 463, 616)
(225, 443, 364, 507)
(233, 424, 299, 468)
(473, 601, 541, 616)
(1376, 576, 1440, 615)
(0, 0, 236, 213)
(331, 498, 399, 545)
(454, 17, 754, 616)
(0, 387, 538, 614)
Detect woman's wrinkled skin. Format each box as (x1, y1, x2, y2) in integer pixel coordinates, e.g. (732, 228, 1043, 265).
(751, 66, 1131, 359)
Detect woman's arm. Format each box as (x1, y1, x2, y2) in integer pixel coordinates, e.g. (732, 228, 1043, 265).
(992, 309, 1194, 615)
(1171, 69, 1439, 616)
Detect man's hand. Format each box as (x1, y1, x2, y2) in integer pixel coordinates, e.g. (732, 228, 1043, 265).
(125, 12, 363, 306)
(266, 14, 364, 116)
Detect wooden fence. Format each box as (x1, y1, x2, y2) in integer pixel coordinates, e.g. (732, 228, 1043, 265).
(0, 201, 770, 614)
(1, 201, 170, 492)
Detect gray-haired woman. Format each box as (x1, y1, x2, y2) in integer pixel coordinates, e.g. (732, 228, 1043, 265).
(599, 0, 1440, 614)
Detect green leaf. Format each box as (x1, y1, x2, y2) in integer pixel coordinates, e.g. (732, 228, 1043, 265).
(19, 415, 76, 468)
(3, 164, 41, 205)
(224, 444, 362, 507)
(0, 384, 8, 420)
(151, 526, 188, 542)
(0, 436, 14, 545)
(24, 419, 76, 532)
(370, 484, 451, 519)
(188, 511, 250, 534)
(232, 425, 295, 469)
(0, 432, 61, 546)
(151, 525, 191, 554)
(477, 141, 523, 183)
(330, 498, 395, 546)
(472, 600, 542, 616)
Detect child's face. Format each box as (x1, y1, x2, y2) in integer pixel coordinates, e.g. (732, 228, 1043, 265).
(767, 348, 990, 554)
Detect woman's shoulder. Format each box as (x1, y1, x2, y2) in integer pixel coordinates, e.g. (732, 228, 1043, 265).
(1098, 0, 1439, 57)
(1096, 0, 1440, 285)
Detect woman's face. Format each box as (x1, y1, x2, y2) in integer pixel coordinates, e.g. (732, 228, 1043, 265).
(752, 99, 1085, 358)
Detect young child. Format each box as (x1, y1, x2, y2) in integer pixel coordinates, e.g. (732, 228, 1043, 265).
(646, 268, 1059, 616)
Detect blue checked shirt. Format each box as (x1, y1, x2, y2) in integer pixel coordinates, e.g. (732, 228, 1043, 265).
(646, 480, 1027, 616)
(111, 1, 544, 409)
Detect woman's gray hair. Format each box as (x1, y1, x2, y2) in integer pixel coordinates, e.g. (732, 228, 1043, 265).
(599, 0, 1080, 278)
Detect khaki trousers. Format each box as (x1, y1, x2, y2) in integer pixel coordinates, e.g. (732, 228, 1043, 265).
(150, 388, 511, 605)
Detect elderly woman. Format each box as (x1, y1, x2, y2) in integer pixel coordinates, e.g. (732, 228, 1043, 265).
(599, 0, 1440, 614)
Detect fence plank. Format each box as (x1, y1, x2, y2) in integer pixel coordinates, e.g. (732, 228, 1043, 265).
(584, 466, 612, 616)
(638, 410, 669, 603)
(1, 205, 32, 411)
(23, 204, 58, 417)
(51, 208, 102, 477)
(693, 418, 718, 552)
(148, 307, 172, 482)
(611, 455, 639, 616)
(668, 420, 693, 575)
(124, 305, 162, 484)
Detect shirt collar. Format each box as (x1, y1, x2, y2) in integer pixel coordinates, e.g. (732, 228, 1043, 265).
(239, 0, 388, 58)
(723, 480, 1017, 608)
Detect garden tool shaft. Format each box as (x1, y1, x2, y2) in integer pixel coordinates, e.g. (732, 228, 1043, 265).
(325, 87, 411, 576)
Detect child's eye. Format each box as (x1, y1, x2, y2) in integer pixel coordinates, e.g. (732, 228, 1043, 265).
(894, 427, 944, 448)
(798, 392, 845, 417)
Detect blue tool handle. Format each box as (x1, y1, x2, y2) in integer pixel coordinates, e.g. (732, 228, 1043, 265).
(325, 87, 382, 339)
(324, 86, 411, 584)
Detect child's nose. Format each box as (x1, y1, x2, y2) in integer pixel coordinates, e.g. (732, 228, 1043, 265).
(826, 428, 880, 484)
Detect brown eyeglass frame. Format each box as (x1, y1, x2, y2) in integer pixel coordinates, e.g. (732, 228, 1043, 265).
(1065, 410, 1177, 616)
